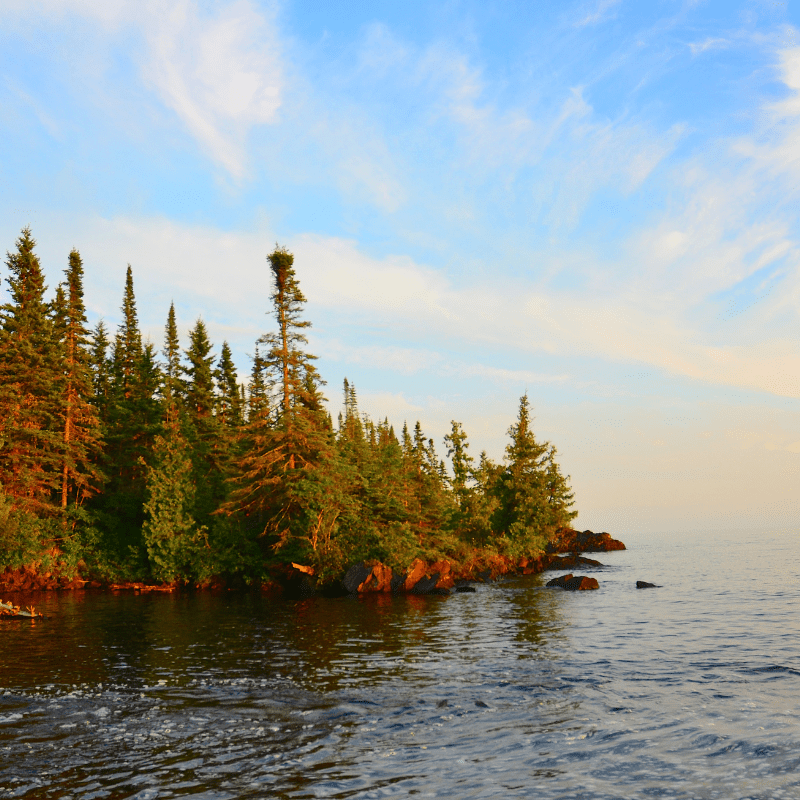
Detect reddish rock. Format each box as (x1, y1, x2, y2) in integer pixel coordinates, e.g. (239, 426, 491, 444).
(404, 559, 428, 592)
(358, 563, 394, 593)
(544, 554, 603, 570)
(429, 560, 455, 590)
(547, 528, 626, 554)
(546, 573, 599, 591)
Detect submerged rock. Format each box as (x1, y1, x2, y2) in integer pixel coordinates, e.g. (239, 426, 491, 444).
(546, 573, 599, 591)
(636, 581, 659, 589)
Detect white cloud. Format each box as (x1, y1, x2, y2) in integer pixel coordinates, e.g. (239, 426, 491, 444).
(688, 37, 729, 56)
(139, 0, 282, 178)
(575, 0, 622, 28)
(1, 0, 283, 177)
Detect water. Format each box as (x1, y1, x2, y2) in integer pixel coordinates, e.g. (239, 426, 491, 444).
(1, 527, 799, 799)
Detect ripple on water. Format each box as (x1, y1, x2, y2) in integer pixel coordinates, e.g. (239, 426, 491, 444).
(2, 528, 800, 798)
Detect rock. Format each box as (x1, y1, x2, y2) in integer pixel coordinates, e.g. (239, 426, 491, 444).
(411, 573, 440, 595)
(404, 559, 428, 592)
(455, 585, 476, 593)
(547, 528, 626, 554)
(429, 560, 455, 590)
(358, 563, 394, 593)
(636, 581, 659, 589)
(475, 700, 489, 708)
(564, 576, 599, 591)
(343, 562, 372, 594)
(544, 554, 603, 571)
(546, 573, 574, 588)
(545, 573, 599, 591)
(390, 572, 407, 593)
(437, 699, 448, 708)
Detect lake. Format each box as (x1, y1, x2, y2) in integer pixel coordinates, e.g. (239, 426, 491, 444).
(1, 527, 799, 799)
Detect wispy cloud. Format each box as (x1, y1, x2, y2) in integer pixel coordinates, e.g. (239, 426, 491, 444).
(575, 0, 622, 28)
(138, 0, 283, 178)
(1, 0, 283, 178)
(688, 37, 729, 55)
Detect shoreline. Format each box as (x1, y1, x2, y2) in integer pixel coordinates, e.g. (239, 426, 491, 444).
(0, 528, 626, 599)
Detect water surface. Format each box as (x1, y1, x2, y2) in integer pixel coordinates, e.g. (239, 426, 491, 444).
(2, 528, 799, 798)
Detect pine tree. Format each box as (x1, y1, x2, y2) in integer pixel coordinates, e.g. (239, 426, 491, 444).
(444, 421, 473, 511)
(142, 414, 205, 582)
(90, 320, 112, 427)
(161, 302, 182, 411)
(0, 228, 62, 514)
(58, 249, 103, 508)
(491, 393, 560, 552)
(183, 318, 224, 527)
(101, 266, 161, 560)
(215, 340, 243, 429)
(223, 247, 353, 568)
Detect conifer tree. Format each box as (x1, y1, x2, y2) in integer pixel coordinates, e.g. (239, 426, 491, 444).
(58, 249, 103, 508)
(444, 422, 472, 507)
(491, 393, 566, 551)
(101, 266, 161, 558)
(142, 414, 205, 582)
(215, 341, 243, 429)
(161, 302, 182, 411)
(183, 317, 224, 526)
(223, 247, 354, 568)
(90, 320, 112, 427)
(0, 228, 62, 513)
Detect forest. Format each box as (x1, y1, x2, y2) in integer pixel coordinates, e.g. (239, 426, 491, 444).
(0, 228, 578, 586)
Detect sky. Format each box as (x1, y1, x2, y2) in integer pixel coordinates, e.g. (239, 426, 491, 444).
(1, 0, 799, 537)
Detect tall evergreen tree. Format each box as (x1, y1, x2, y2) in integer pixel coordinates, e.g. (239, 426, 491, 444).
(491, 393, 569, 551)
(223, 247, 353, 567)
(215, 340, 243, 429)
(142, 414, 205, 582)
(0, 228, 62, 513)
(58, 249, 103, 508)
(101, 266, 161, 561)
(161, 302, 182, 411)
(90, 320, 112, 427)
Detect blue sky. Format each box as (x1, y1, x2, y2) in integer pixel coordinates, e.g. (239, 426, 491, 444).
(2, 0, 800, 536)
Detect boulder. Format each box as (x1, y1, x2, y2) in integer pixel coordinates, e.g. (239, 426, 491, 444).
(547, 528, 626, 554)
(410, 573, 440, 595)
(343, 562, 372, 594)
(404, 559, 428, 592)
(546, 573, 599, 591)
(636, 581, 659, 589)
(358, 563, 394, 593)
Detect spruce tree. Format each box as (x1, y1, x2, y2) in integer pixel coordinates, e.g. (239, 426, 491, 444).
(215, 340, 243, 429)
(142, 414, 205, 582)
(101, 266, 161, 561)
(491, 393, 563, 552)
(183, 317, 223, 526)
(58, 249, 103, 508)
(0, 228, 62, 514)
(161, 302, 182, 410)
(223, 247, 354, 569)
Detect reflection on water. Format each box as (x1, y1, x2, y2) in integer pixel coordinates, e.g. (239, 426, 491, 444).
(2, 528, 800, 799)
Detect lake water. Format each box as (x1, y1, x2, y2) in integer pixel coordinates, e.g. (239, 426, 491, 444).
(1, 527, 799, 799)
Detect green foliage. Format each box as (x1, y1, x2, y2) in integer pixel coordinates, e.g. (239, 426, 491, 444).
(141, 416, 207, 582)
(0, 230, 579, 586)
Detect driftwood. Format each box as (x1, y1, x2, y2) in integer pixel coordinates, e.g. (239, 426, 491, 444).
(0, 599, 44, 619)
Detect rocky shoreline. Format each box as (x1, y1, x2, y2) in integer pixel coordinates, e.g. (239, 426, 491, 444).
(0, 528, 625, 597)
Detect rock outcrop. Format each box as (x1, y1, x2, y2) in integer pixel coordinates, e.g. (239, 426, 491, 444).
(547, 528, 626, 554)
(546, 573, 600, 591)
